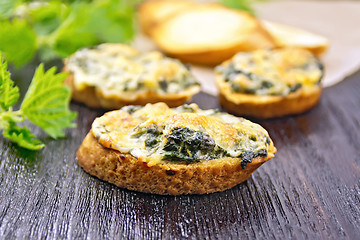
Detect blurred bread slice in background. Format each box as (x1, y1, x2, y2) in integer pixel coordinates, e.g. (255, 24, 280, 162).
(138, 0, 195, 36)
(149, 4, 275, 65)
(262, 20, 329, 55)
(137, 0, 328, 66)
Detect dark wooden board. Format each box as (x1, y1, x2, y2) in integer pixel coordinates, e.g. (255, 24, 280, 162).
(1, 65, 359, 239)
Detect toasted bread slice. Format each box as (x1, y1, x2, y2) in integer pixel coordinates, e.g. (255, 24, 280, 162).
(63, 44, 201, 109)
(138, 0, 195, 36)
(261, 20, 329, 55)
(77, 103, 276, 195)
(216, 48, 324, 118)
(151, 5, 275, 66)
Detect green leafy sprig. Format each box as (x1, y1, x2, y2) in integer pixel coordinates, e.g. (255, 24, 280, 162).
(0, 0, 139, 67)
(0, 54, 77, 150)
(220, 0, 262, 15)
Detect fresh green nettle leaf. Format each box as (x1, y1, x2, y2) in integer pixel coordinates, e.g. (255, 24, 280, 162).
(0, 53, 77, 150)
(0, 54, 19, 110)
(0, 0, 20, 18)
(2, 121, 44, 150)
(21, 64, 77, 138)
(51, 0, 136, 57)
(0, 0, 139, 66)
(0, 19, 37, 67)
(220, 0, 256, 14)
(26, 1, 69, 36)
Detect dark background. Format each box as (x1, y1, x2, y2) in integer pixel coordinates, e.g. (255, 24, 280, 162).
(0, 61, 359, 239)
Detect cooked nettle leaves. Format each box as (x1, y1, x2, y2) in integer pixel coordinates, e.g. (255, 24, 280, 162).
(217, 63, 304, 96)
(0, 54, 77, 150)
(132, 124, 162, 149)
(0, 0, 140, 66)
(240, 150, 267, 169)
(131, 123, 269, 168)
(163, 127, 227, 164)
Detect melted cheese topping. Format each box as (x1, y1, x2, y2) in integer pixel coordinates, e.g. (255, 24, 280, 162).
(92, 103, 272, 166)
(66, 44, 200, 100)
(216, 48, 323, 96)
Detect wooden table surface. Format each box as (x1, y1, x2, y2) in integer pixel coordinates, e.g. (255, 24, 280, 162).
(0, 64, 359, 239)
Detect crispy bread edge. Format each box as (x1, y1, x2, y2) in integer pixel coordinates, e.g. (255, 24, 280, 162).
(218, 86, 322, 119)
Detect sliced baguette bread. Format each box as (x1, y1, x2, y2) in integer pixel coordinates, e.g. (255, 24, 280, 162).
(150, 5, 275, 66)
(138, 0, 195, 36)
(138, 1, 329, 65)
(262, 20, 329, 56)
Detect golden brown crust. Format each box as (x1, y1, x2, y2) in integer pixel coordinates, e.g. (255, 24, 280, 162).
(150, 5, 275, 66)
(63, 67, 199, 109)
(218, 84, 322, 119)
(77, 132, 276, 195)
(165, 26, 275, 66)
(138, 0, 195, 36)
(261, 20, 329, 56)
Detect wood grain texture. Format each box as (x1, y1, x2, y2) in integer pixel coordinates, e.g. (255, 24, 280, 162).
(0, 65, 359, 239)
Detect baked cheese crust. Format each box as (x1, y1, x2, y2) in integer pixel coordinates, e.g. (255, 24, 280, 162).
(77, 103, 276, 195)
(215, 48, 324, 118)
(63, 44, 201, 109)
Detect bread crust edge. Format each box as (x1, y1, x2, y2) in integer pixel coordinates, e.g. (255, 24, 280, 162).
(218, 85, 322, 119)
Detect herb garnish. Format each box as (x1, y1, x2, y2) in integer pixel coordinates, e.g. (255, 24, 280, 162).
(0, 54, 77, 150)
(0, 0, 139, 67)
(220, 0, 256, 15)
